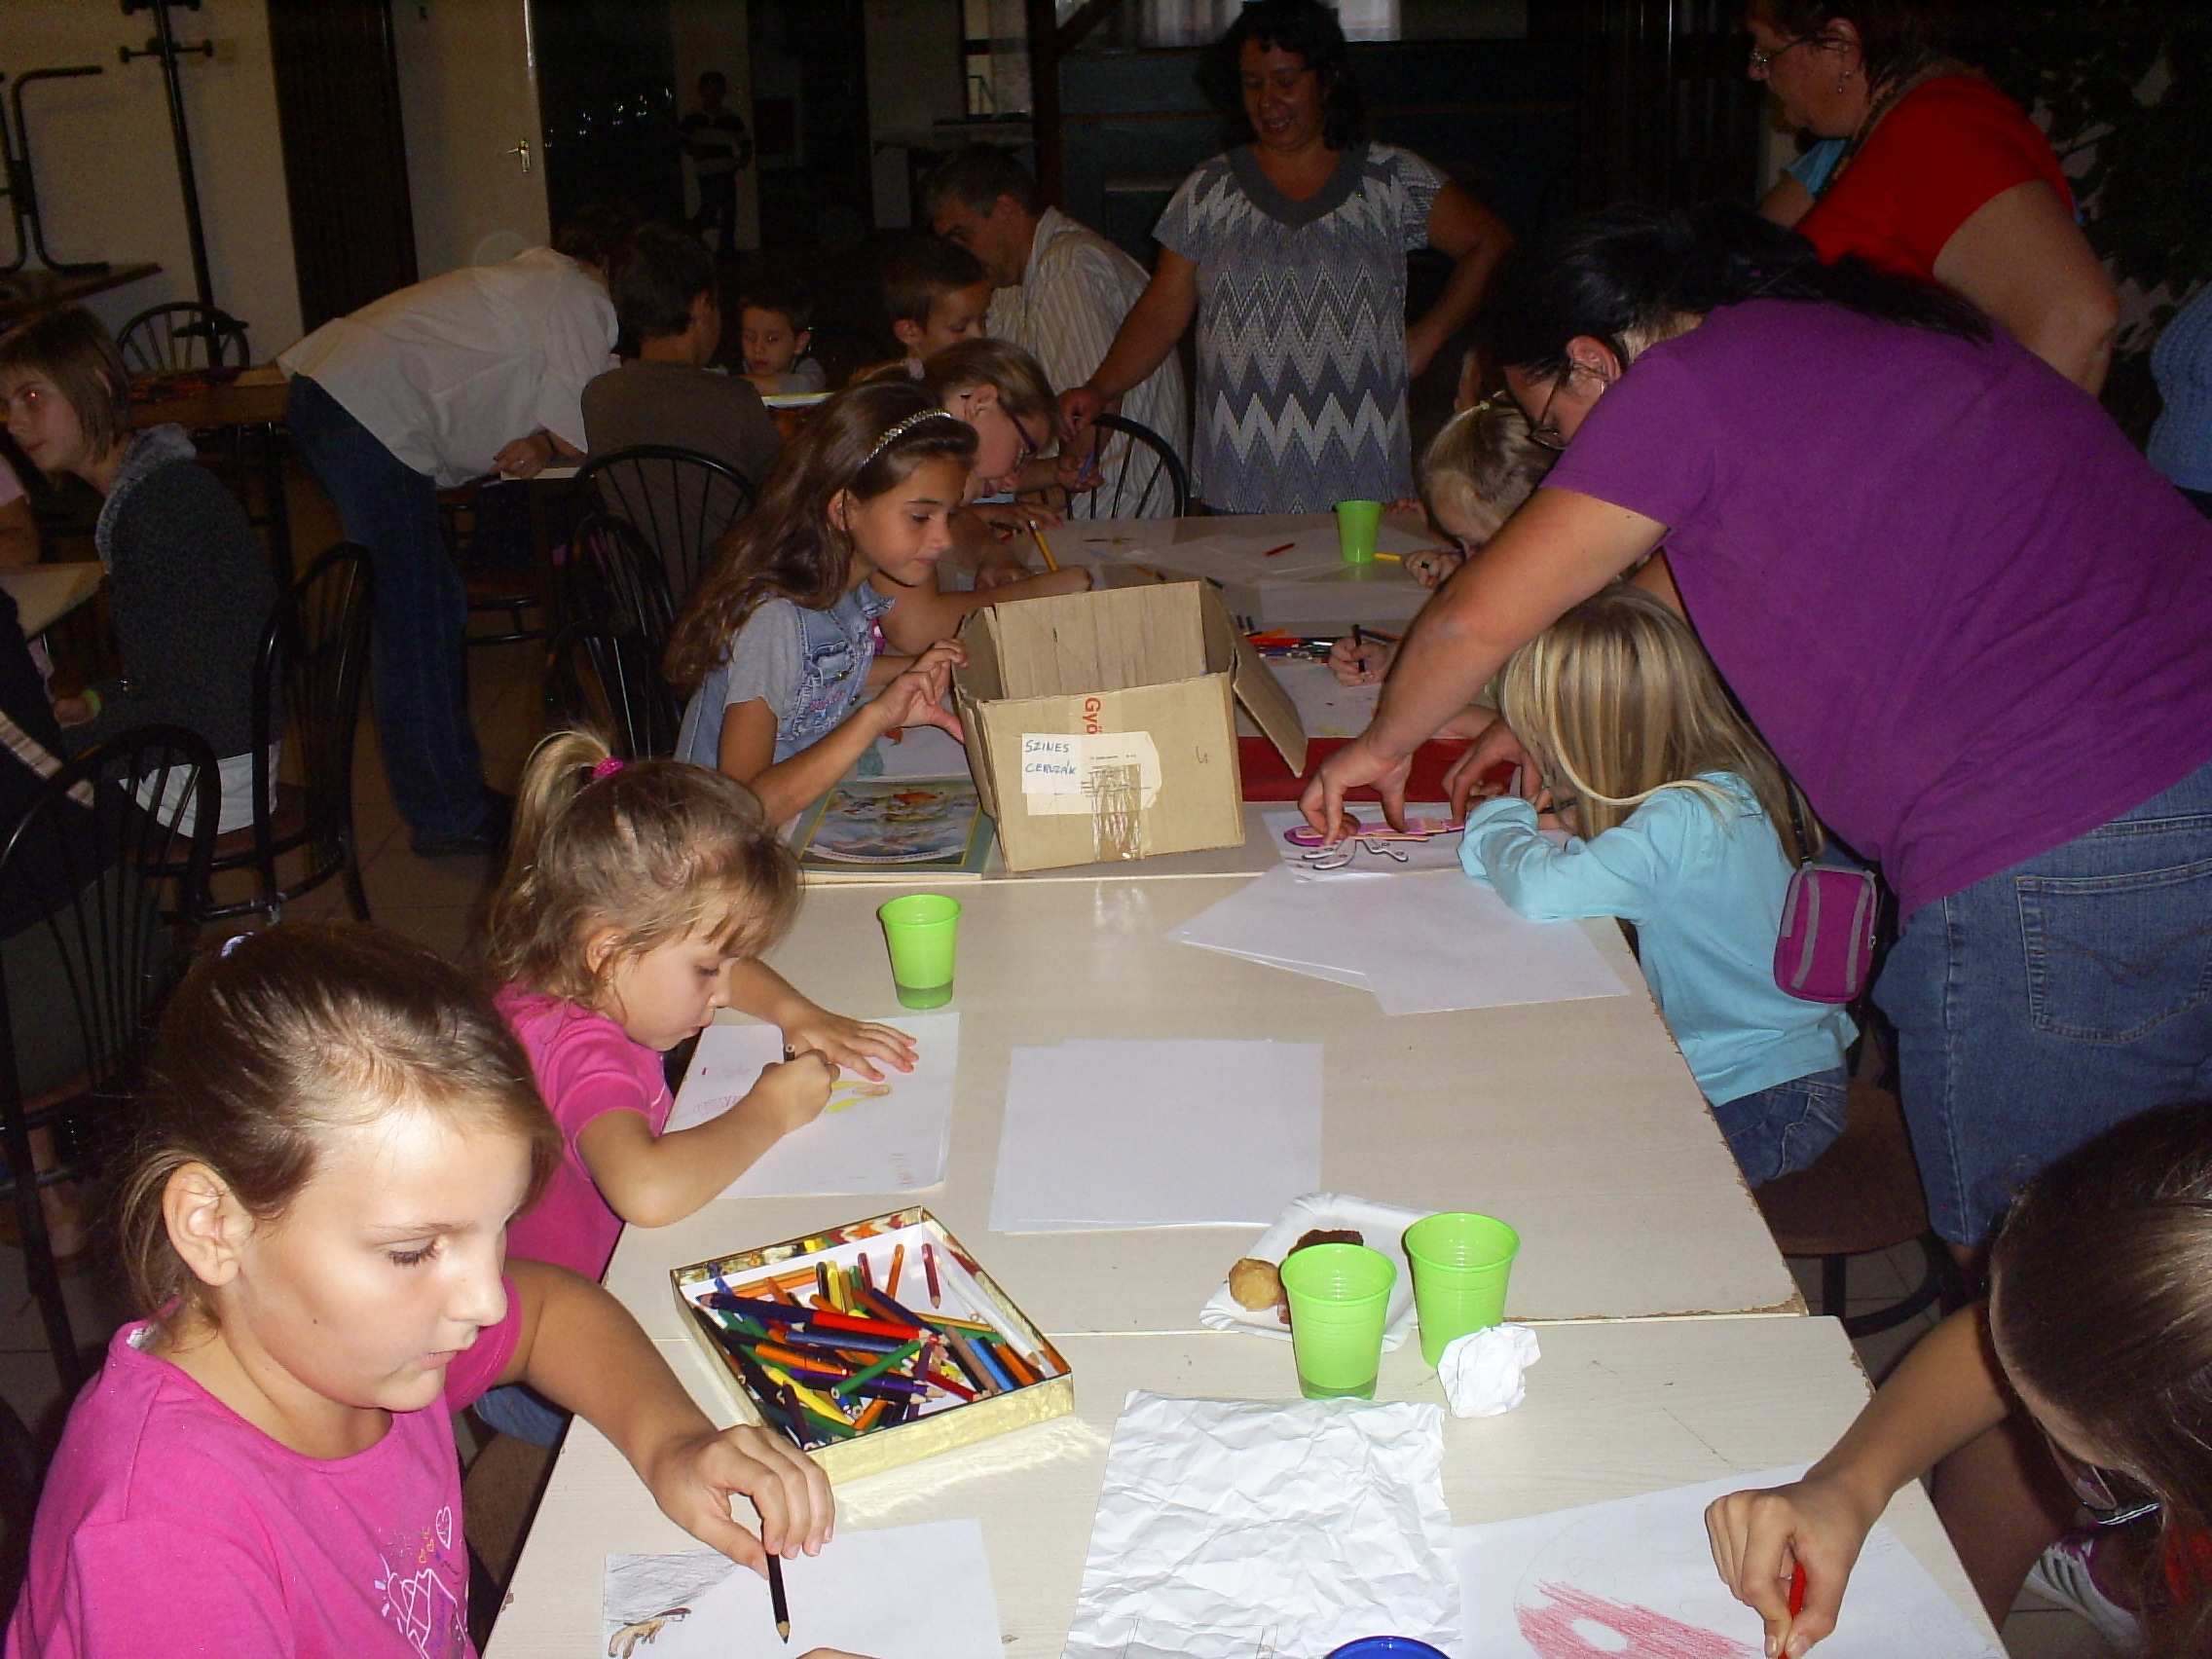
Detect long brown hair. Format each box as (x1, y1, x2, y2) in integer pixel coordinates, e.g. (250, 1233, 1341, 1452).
(485, 729, 801, 1006)
(1498, 586, 1819, 862)
(664, 379, 977, 692)
(112, 923, 559, 1319)
(0, 306, 132, 465)
(1992, 1101, 2212, 1656)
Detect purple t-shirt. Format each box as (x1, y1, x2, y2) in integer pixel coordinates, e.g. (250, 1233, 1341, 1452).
(1545, 299, 2212, 918)
(7, 1289, 518, 1659)
(497, 984, 671, 1282)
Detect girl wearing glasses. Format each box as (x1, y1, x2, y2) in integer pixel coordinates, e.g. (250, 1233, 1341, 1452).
(1743, 1, 2115, 393)
(1708, 1100, 2212, 1656)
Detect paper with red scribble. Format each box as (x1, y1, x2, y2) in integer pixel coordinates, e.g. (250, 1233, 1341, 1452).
(1454, 1462, 2005, 1658)
(1516, 1581, 1757, 1659)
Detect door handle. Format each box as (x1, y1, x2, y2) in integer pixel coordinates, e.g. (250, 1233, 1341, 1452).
(506, 138, 532, 175)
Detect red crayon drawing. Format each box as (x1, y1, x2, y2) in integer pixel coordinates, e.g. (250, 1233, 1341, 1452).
(1517, 1581, 1760, 1659)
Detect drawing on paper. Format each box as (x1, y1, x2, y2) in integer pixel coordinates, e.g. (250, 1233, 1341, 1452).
(1517, 1582, 1757, 1659)
(608, 1607, 690, 1658)
(801, 781, 983, 864)
(826, 1079, 894, 1114)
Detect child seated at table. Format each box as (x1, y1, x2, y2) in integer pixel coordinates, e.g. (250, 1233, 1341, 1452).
(1708, 1099, 2212, 1657)
(475, 730, 918, 1444)
(737, 273, 826, 396)
(3, 923, 835, 1656)
(1328, 397, 1552, 685)
(1458, 586, 1855, 1187)
(858, 236, 992, 382)
(0, 306, 276, 833)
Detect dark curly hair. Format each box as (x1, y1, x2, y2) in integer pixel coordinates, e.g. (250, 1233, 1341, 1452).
(1196, 0, 1367, 152)
(1752, 0, 1954, 88)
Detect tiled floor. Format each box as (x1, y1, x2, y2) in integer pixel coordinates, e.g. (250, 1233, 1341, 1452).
(0, 484, 2115, 1652)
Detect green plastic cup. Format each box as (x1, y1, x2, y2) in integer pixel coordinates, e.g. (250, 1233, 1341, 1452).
(1404, 1212, 1521, 1367)
(876, 894, 961, 1010)
(1279, 1242, 1396, 1400)
(1334, 498, 1384, 565)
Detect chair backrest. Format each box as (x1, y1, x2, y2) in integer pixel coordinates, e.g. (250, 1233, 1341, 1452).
(564, 512, 677, 655)
(0, 723, 217, 1390)
(1067, 413, 1191, 520)
(542, 622, 681, 760)
(569, 445, 754, 605)
(115, 303, 251, 375)
(254, 544, 374, 870)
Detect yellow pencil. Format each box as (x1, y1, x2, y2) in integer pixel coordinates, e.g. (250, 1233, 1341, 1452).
(1028, 521, 1060, 572)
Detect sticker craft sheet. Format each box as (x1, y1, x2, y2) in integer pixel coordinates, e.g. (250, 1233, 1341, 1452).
(1453, 1463, 2002, 1659)
(790, 777, 994, 880)
(602, 1520, 1002, 1658)
(668, 1014, 958, 1196)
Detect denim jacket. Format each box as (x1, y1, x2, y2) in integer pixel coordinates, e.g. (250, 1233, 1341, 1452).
(677, 582, 897, 770)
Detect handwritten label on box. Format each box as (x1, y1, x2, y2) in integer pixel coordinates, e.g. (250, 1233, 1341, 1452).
(1019, 732, 1161, 817)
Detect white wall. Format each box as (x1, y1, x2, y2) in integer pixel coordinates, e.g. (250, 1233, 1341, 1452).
(2, 0, 302, 354)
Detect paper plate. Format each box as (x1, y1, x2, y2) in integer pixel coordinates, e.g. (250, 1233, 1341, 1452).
(1199, 1191, 1426, 1349)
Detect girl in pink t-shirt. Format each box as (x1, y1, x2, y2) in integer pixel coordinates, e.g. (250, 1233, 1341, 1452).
(5, 923, 835, 1659)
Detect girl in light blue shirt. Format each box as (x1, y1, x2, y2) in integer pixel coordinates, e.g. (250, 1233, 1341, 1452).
(1459, 587, 1855, 1185)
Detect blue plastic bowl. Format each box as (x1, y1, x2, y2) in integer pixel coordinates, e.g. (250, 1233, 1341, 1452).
(1326, 1641, 1451, 1658)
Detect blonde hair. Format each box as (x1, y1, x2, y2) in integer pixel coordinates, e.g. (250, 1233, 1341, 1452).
(1419, 400, 1552, 546)
(484, 730, 802, 1005)
(918, 337, 1056, 426)
(1498, 587, 1819, 862)
(113, 923, 560, 1319)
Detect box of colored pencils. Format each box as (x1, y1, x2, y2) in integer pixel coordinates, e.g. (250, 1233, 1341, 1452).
(669, 1206, 1074, 1483)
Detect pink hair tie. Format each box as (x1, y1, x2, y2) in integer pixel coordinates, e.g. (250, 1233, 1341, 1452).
(590, 756, 626, 781)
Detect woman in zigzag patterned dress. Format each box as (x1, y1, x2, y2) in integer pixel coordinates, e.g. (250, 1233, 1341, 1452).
(1060, 0, 1513, 513)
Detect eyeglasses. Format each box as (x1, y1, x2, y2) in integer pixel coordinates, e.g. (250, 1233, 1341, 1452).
(1748, 33, 1815, 74)
(1011, 414, 1042, 474)
(2039, 1425, 2162, 1529)
(1527, 376, 1569, 452)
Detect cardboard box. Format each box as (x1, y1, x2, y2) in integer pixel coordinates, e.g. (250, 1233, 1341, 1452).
(953, 582, 1308, 871)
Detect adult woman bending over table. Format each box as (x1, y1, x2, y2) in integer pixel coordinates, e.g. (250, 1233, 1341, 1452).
(1746, 0, 2118, 393)
(1057, 0, 1512, 512)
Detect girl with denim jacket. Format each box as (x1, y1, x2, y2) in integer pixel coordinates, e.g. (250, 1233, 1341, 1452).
(1456, 587, 1855, 1187)
(669, 381, 977, 824)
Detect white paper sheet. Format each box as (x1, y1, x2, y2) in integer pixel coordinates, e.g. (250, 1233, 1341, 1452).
(602, 1520, 1002, 1658)
(667, 1013, 959, 1197)
(988, 1039, 1321, 1231)
(1452, 1463, 2002, 1659)
(1263, 660, 1382, 739)
(1065, 1392, 1462, 1659)
(1172, 866, 1626, 1014)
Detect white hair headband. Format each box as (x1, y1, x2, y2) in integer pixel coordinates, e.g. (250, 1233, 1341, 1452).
(862, 408, 962, 468)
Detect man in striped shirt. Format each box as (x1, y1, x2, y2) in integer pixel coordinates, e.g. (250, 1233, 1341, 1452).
(925, 145, 1189, 517)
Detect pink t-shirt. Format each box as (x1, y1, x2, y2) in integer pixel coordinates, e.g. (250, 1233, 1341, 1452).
(6, 1286, 519, 1659)
(496, 984, 670, 1281)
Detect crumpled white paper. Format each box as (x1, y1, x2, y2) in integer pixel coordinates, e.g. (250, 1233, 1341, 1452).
(1062, 1391, 1463, 1659)
(1439, 1324, 1540, 1418)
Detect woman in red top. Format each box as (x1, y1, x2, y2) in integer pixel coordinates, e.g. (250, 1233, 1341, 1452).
(1746, 0, 2119, 392)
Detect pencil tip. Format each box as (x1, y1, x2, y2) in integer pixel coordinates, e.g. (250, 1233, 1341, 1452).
(778, 1621, 792, 1641)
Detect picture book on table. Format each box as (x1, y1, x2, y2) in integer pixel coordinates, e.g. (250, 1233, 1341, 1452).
(790, 778, 993, 879)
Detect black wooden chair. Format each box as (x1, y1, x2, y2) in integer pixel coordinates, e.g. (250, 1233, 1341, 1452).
(1063, 412, 1191, 520)
(570, 445, 754, 604)
(563, 511, 676, 652)
(0, 725, 218, 1394)
(543, 622, 680, 761)
(439, 480, 549, 647)
(185, 545, 375, 924)
(115, 303, 250, 374)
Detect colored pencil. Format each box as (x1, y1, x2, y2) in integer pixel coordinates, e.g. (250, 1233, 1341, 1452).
(887, 1242, 906, 1297)
(996, 1345, 1039, 1387)
(1029, 522, 1060, 572)
(811, 1306, 923, 1342)
(768, 1551, 791, 1643)
(1259, 541, 1295, 558)
(858, 1253, 874, 1291)
(830, 1338, 925, 1396)
(924, 1241, 941, 1305)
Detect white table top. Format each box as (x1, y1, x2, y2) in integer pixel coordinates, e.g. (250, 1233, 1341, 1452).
(603, 875, 1799, 1337)
(1069, 512, 1437, 630)
(0, 562, 102, 637)
(486, 1315, 1998, 1657)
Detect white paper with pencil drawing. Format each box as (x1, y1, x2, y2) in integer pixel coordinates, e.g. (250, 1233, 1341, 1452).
(602, 1520, 1001, 1657)
(668, 1014, 958, 1197)
(1062, 1391, 1461, 1658)
(1452, 1463, 2001, 1658)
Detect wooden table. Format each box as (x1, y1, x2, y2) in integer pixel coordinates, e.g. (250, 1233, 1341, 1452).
(602, 874, 1800, 1338)
(487, 1316, 1999, 1656)
(129, 364, 294, 585)
(0, 561, 101, 637)
(0, 263, 163, 326)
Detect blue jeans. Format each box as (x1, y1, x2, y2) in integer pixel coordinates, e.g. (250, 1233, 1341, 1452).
(471, 1382, 569, 1447)
(285, 376, 489, 840)
(1714, 1065, 1851, 1187)
(1874, 758, 2212, 1246)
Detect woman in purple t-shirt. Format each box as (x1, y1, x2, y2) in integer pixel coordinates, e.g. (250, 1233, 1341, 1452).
(1306, 203, 2212, 1251)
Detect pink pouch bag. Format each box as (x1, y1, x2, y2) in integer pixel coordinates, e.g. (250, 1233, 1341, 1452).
(1772, 792, 1880, 1005)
